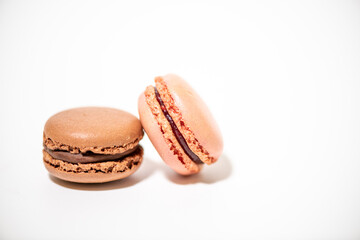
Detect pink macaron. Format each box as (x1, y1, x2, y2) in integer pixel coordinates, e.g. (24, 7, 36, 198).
(138, 74, 223, 175)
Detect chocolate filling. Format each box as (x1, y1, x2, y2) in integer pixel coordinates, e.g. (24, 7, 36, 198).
(43, 146, 138, 164)
(154, 87, 203, 165)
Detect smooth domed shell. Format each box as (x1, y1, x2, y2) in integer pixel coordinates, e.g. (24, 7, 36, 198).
(44, 107, 143, 149)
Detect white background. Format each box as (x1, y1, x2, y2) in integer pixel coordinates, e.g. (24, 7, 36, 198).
(1, 1, 360, 239)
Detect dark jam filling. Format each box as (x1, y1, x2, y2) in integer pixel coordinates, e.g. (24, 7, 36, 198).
(154, 87, 203, 165)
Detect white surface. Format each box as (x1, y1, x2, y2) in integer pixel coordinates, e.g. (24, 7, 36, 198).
(1, 1, 360, 239)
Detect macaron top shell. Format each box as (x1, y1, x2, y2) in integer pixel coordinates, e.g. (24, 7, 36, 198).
(157, 74, 223, 163)
(44, 107, 143, 154)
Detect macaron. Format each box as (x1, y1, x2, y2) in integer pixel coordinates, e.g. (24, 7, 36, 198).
(43, 107, 144, 183)
(138, 74, 223, 175)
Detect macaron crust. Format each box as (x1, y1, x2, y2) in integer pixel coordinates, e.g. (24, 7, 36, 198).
(43, 107, 144, 183)
(138, 74, 223, 175)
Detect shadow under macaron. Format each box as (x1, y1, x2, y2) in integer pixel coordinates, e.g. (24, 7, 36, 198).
(162, 153, 232, 185)
(49, 156, 157, 191)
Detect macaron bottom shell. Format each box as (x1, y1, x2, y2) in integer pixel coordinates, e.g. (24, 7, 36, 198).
(43, 146, 143, 183)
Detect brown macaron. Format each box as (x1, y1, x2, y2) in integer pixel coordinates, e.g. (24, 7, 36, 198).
(43, 107, 144, 183)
